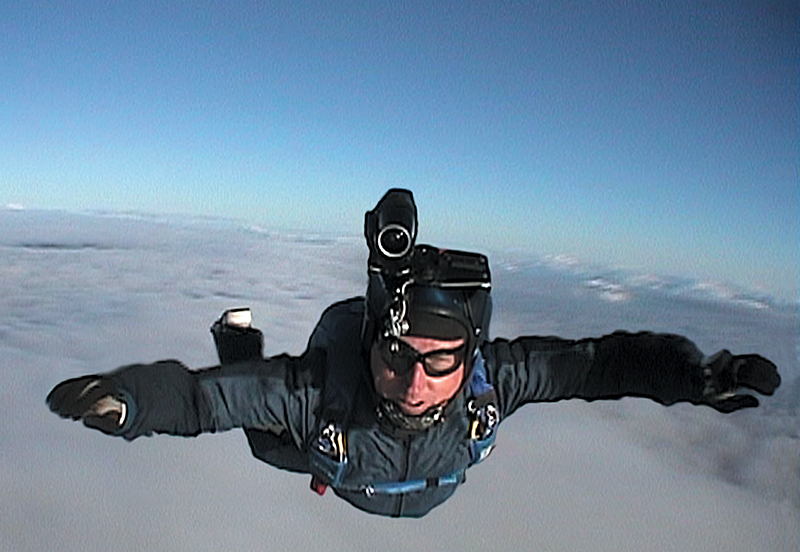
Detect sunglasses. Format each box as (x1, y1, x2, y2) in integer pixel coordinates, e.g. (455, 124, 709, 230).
(377, 336, 466, 378)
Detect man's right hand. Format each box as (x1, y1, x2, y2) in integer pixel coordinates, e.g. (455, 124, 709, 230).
(46, 376, 127, 434)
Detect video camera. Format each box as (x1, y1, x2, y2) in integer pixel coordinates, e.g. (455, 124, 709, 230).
(364, 189, 490, 288)
(364, 188, 418, 274)
(364, 189, 491, 341)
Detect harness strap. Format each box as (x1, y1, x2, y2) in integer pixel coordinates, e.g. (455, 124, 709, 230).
(364, 471, 463, 496)
(466, 351, 499, 464)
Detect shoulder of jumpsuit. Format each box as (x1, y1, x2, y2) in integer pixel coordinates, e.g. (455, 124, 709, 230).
(478, 339, 504, 378)
(479, 336, 540, 419)
(307, 296, 366, 350)
(479, 335, 553, 376)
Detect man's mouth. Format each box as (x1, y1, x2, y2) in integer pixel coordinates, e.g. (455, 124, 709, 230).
(397, 399, 425, 414)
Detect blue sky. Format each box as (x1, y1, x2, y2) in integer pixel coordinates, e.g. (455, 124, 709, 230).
(1, 0, 798, 302)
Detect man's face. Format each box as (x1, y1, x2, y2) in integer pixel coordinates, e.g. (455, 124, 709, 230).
(370, 335, 466, 417)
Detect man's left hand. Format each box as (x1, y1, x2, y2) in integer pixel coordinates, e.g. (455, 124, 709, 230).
(702, 350, 781, 413)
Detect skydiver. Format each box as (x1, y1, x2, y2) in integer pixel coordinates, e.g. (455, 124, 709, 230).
(47, 189, 781, 518)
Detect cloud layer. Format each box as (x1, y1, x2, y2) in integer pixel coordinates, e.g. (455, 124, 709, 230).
(1, 210, 797, 552)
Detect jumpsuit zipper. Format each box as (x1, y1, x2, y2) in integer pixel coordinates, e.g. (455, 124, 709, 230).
(396, 434, 413, 516)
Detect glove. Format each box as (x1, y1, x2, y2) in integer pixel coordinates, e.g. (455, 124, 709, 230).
(210, 308, 264, 364)
(701, 350, 781, 413)
(46, 376, 128, 434)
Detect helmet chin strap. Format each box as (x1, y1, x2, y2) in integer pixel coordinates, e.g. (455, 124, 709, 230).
(376, 399, 446, 433)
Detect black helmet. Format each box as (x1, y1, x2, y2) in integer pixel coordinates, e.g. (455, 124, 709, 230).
(364, 245, 492, 358)
(363, 189, 492, 360)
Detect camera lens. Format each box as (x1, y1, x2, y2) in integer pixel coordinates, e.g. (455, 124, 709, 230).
(377, 224, 412, 258)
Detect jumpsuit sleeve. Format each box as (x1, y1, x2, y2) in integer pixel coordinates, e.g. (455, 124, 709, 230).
(105, 348, 325, 444)
(482, 331, 706, 419)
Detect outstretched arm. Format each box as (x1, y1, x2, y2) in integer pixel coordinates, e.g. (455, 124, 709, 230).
(47, 350, 325, 443)
(482, 331, 780, 418)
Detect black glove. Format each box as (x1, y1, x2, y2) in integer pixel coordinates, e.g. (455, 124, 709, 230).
(210, 308, 264, 364)
(46, 376, 128, 434)
(701, 350, 781, 413)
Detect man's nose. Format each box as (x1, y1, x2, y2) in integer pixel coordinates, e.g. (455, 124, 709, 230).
(404, 361, 427, 393)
